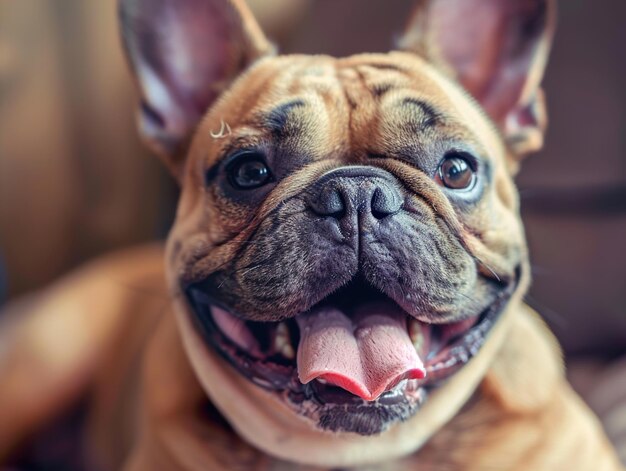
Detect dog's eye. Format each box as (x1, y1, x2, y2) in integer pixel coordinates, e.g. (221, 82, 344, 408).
(436, 153, 476, 190)
(227, 153, 272, 190)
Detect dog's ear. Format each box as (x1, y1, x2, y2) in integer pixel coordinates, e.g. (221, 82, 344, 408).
(398, 0, 556, 158)
(119, 0, 274, 176)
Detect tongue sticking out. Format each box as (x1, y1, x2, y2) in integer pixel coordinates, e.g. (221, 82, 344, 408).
(296, 302, 426, 401)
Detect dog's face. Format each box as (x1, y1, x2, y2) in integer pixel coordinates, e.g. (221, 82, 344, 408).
(121, 0, 554, 466)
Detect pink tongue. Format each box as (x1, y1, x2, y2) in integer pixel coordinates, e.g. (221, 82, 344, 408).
(296, 303, 426, 401)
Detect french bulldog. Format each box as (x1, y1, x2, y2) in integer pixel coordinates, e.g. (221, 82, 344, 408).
(0, 0, 622, 469)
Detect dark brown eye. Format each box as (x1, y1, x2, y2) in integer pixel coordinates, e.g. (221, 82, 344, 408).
(437, 153, 476, 190)
(227, 153, 272, 190)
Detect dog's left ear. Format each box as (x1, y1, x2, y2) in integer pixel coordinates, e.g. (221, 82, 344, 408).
(119, 0, 274, 177)
(398, 0, 556, 158)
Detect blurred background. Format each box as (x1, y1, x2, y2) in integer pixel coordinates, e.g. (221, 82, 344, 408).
(0, 0, 624, 458)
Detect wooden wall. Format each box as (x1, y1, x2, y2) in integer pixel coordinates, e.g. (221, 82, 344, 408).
(0, 1, 171, 298)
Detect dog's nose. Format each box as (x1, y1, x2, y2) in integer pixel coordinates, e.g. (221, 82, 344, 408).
(308, 166, 403, 221)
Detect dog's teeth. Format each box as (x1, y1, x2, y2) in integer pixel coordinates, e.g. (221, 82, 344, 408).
(274, 322, 288, 349)
(316, 378, 328, 385)
(408, 319, 424, 352)
(274, 322, 295, 359)
(280, 343, 295, 360)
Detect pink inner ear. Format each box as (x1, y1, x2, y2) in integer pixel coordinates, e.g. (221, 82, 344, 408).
(124, 0, 236, 136)
(120, 0, 271, 155)
(434, 1, 502, 94)
(426, 0, 551, 125)
(158, 1, 235, 115)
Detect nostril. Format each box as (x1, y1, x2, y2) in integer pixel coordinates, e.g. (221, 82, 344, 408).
(370, 186, 402, 220)
(310, 186, 346, 219)
(308, 168, 404, 221)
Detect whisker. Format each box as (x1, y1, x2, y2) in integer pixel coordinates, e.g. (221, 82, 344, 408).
(238, 264, 265, 277)
(473, 257, 501, 282)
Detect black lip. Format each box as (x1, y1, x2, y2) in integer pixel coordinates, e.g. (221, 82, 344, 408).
(183, 267, 519, 435)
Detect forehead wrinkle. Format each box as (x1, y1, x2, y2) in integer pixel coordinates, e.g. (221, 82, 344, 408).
(397, 96, 441, 130)
(254, 60, 347, 158)
(379, 91, 483, 154)
(280, 93, 335, 158)
(257, 98, 307, 137)
(355, 64, 411, 98)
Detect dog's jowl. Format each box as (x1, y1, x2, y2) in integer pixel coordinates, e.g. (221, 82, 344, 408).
(0, 0, 623, 470)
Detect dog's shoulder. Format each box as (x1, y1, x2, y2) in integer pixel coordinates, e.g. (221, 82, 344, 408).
(416, 306, 623, 470)
(0, 244, 168, 463)
(483, 305, 563, 414)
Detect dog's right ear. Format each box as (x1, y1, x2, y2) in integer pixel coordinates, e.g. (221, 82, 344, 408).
(119, 0, 274, 177)
(398, 0, 556, 160)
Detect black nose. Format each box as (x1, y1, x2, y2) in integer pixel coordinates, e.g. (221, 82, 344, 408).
(308, 166, 403, 221)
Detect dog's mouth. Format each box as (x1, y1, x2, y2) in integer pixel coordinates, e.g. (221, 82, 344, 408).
(185, 274, 516, 435)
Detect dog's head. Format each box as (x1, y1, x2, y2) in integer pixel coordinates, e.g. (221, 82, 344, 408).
(120, 0, 555, 466)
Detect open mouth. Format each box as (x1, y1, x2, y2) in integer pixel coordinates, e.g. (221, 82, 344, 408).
(185, 274, 516, 435)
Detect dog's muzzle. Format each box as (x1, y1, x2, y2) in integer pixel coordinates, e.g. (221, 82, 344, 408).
(182, 165, 520, 435)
